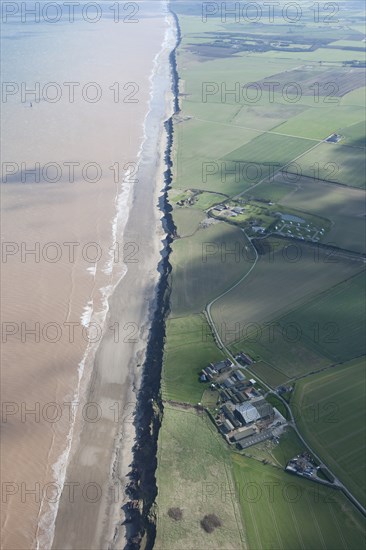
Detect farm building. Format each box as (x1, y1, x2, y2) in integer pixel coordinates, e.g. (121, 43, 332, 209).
(222, 376, 236, 388)
(219, 386, 249, 404)
(221, 404, 241, 428)
(201, 365, 216, 379)
(234, 402, 260, 425)
(223, 419, 235, 432)
(231, 426, 256, 442)
(210, 358, 233, 373)
(244, 387, 259, 399)
(237, 352, 254, 365)
(251, 398, 275, 421)
(234, 370, 245, 382)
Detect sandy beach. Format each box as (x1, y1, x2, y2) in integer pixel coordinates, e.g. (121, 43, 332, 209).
(1, 2, 174, 549)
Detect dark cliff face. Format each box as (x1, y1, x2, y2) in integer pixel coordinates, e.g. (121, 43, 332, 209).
(123, 5, 180, 550)
(169, 9, 182, 115)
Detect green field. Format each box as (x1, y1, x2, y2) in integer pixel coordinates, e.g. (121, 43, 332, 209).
(279, 271, 366, 363)
(171, 207, 206, 237)
(225, 268, 365, 382)
(161, 314, 224, 404)
(293, 358, 366, 507)
(340, 120, 366, 148)
(156, 6, 366, 548)
(232, 455, 365, 550)
(246, 181, 294, 202)
(263, 47, 366, 63)
(289, 141, 366, 188)
(211, 241, 363, 381)
(174, 117, 260, 196)
(273, 175, 366, 253)
(224, 132, 315, 170)
(249, 361, 289, 388)
(236, 325, 330, 382)
(274, 104, 365, 140)
(240, 270, 366, 383)
(210, 237, 362, 345)
(170, 222, 253, 316)
(193, 192, 228, 210)
(155, 405, 246, 549)
(155, 406, 365, 550)
(341, 87, 366, 107)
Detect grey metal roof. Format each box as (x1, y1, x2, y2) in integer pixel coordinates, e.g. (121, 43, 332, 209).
(235, 403, 260, 424)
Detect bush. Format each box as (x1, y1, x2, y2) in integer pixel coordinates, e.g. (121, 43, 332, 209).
(200, 513, 222, 533)
(167, 507, 183, 521)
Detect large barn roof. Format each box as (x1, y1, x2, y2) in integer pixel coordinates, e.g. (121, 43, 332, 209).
(235, 402, 260, 424)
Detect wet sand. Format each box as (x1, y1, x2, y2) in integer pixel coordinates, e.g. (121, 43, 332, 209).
(1, 4, 173, 549)
(51, 19, 175, 548)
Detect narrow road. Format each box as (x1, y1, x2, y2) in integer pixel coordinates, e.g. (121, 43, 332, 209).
(205, 228, 258, 355)
(255, 369, 366, 517)
(204, 234, 366, 518)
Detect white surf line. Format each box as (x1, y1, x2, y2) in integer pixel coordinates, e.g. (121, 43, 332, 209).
(36, 13, 173, 549)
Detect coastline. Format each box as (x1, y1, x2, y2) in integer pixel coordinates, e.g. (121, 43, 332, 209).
(49, 4, 177, 549)
(122, 4, 182, 548)
(40, 14, 170, 550)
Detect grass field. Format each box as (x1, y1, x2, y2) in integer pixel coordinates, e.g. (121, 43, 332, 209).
(274, 104, 365, 140)
(192, 192, 228, 210)
(226, 268, 365, 382)
(245, 180, 293, 202)
(161, 314, 224, 404)
(232, 454, 365, 550)
(263, 47, 366, 63)
(288, 141, 366, 188)
(155, 406, 366, 550)
(293, 357, 366, 507)
(174, 117, 260, 196)
(339, 120, 366, 148)
(171, 207, 206, 237)
(155, 405, 246, 549)
(210, 237, 362, 347)
(271, 428, 306, 466)
(156, 7, 366, 548)
(233, 324, 331, 382)
(341, 87, 366, 107)
(210, 239, 363, 381)
(224, 132, 315, 170)
(252, 66, 366, 99)
(274, 175, 366, 253)
(170, 222, 253, 316)
(279, 270, 366, 363)
(249, 361, 290, 387)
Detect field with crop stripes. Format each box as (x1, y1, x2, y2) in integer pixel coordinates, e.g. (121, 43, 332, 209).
(293, 358, 366, 507)
(232, 454, 365, 550)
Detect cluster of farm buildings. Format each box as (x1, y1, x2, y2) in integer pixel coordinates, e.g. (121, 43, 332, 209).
(286, 453, 317, 479)
(213, 203, 266, 234)
(200, 356, 286, 450)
